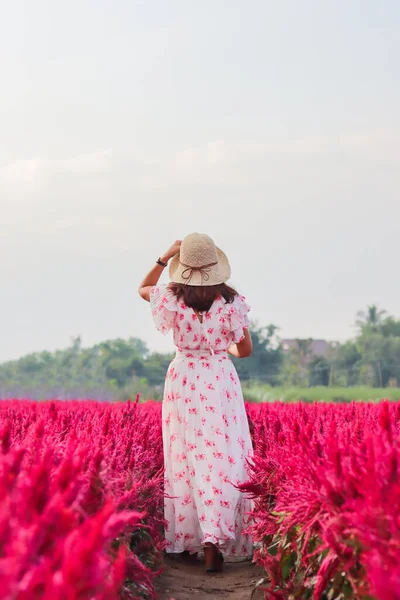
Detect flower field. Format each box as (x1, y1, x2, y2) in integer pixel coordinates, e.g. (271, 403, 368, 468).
(0, 398, 399, 599)
(244, 401, 400, 599)
(0, 399, 164, 599)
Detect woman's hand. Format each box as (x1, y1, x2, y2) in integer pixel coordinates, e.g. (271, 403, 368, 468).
(138, 240, 182, 302)
(161, 240, 182, 263)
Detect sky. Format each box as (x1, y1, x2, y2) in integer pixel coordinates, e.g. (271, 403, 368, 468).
(1, 0, 399, 362)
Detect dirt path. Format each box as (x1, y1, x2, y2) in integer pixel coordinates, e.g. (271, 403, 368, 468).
(157, 554, 265, 600)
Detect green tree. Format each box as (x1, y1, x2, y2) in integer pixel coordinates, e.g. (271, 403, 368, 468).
(379, 317, 400, 338)
(356, 305, 387, 333)
(143, 352, 174, 386)
(233, 322, 283, 384)
(333, 341, 363, 386)
(282, 339, 313, 386)
(338, 306, 400, 387)
(309, 356, 331, 386)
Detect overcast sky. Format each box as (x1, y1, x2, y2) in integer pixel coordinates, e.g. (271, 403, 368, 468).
(1, 0, 399, 362)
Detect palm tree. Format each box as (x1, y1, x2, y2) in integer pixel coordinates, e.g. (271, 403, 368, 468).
(356, 305, 388, 387)
(356, 305, 387, 332)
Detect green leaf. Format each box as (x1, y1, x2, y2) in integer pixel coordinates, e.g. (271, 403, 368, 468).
(267, 540, 279, 556)
(282, 551, 296, 580)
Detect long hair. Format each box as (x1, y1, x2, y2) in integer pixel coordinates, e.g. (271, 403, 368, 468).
(169, 283, 237, 313)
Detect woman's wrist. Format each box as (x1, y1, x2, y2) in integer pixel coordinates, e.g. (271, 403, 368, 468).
(159, 254, 169, 265)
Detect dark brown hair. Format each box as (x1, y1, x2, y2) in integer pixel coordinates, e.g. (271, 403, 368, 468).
(169, 283, 237, 313)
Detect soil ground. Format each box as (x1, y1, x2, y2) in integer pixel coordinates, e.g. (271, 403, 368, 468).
(157, 554, 265, 600)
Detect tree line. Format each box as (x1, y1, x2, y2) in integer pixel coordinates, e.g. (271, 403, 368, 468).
(0, 305, 399, 400)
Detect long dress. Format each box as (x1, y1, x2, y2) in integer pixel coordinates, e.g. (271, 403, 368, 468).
(150, 284, 253, 557)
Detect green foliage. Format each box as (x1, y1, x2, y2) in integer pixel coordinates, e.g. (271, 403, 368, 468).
(309, 357, 331, 386)
(282, 339, 314, 387)
(356, 304, 387, 333)
(143, 352, 174, 386)
(334, 342, 363, 386)
(1, 303, 400, 400)
(242, 385, 400, 403)
(336, 306, 400, 387)
(280, 305, 400, 390)
(232, 321, 284, 385)
(255, 523, 370, 599)
(0, 336, 166, 400)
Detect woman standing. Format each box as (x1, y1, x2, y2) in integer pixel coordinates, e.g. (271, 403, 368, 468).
(138, 233, 253, 573)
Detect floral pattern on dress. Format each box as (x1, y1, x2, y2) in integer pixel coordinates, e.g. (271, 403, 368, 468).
(150, 284, 253, 557)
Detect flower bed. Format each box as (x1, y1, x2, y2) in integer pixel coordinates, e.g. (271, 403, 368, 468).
(0, 399, 164, 599)
(1, 398, 398, 599)
(243, 401, 400, 600)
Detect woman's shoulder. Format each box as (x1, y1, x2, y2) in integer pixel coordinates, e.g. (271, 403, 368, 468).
(149, 284, 179, 335)
(150, 283, 178, 308)
(212, 292, 250, 323)
(223, 292, 250, 311)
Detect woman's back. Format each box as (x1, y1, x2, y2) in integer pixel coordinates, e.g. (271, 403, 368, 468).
(150, 284, 250, 353)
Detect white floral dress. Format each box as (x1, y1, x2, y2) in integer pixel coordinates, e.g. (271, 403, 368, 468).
(150, 284, 253, 557)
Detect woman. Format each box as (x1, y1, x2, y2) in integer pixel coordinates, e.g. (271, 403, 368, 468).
(138, 233, 253, 573)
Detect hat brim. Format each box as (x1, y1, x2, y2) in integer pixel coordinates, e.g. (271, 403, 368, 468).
(169, 247, 231, 286)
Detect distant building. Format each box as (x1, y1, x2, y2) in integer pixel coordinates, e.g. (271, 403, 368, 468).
(282, 339, 333, 359)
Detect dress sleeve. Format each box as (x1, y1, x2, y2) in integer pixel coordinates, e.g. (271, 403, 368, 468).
(149, 284, 178, 335)
(227, 295, 251, 343)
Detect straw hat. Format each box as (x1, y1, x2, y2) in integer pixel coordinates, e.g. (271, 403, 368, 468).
(169, 233, 231, 286)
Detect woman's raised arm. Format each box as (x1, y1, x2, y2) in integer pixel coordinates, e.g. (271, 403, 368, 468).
(138, 240, 181, 302)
